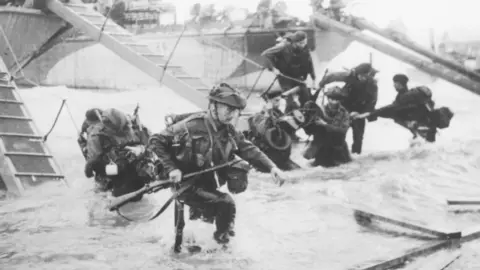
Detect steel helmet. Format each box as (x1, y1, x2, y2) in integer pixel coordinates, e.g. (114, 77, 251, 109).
(354, 63, 378, 76)
(325, 86, 347, 99)
(102, 108, 128, 131)
(208, 83, 247, 110)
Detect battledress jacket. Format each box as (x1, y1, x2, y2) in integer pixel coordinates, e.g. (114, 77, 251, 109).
(320, 71, 378, 113)
(261, 43, 316, 81)
(86, 124, 145, 174)
(148, 112, 276, 190)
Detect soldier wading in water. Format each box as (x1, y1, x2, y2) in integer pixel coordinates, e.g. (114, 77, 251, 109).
(148, 83, 286, 245)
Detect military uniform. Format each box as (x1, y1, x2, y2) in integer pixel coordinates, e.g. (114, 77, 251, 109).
(148, 83, 277, 243)
(319, 63, 378, 154)
(368, 74, 452, 142)
(85, 108, 154, 196)
(77, 108, 103, 158)
(303, 87, 352, 167)
(262, 31, 316, 113)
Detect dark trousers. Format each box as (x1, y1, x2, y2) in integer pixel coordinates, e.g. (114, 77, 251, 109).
(278, 78, 311, 114)
(351, 119, 366, 154)
(178, 187, 236, 234)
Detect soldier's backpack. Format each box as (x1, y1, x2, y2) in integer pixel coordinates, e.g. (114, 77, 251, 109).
(432, 107, 454, 129)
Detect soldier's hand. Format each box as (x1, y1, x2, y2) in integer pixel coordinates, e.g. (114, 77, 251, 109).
(270, 167, 286, 187)
(315, 118, 327, 126)
(272, 68, 280, 75)
(84, 162, 94, 178)
(350, 111, 359, 118)
(169, 169, 182, 183)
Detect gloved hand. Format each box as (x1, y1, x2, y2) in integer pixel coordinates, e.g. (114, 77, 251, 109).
(270, 167, 286, 186)
(84, 162, 94, 178)
(169, 169, 183, 183)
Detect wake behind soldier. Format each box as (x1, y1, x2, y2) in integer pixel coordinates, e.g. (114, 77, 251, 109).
(261, 30, 316, 114)
(318, 63, 378, 154)
(148, 83, 285, 245)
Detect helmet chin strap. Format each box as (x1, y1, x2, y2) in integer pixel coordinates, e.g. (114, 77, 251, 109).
(209, 102, 221, 123)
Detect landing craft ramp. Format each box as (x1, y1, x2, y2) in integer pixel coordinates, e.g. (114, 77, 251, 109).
(45, 0, 210, 110)
(0, 57, 65, 195)
(311, 13, 480, 94)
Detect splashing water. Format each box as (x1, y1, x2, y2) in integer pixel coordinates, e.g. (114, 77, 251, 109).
(3, 2, 480, 267)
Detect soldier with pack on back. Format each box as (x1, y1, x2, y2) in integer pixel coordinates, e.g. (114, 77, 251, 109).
(244, 89, 302, 171)
(84, 108, 156, 196)
(78, 108, 103, 159)
(354, 74, 454, 142)
(318, 63, 378, 154)
(147, 83, 285, 246)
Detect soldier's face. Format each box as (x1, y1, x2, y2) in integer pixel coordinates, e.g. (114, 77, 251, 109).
(394, 82, 405, 92)
(270, 97, 282, 108)
(327, 97, 340, 108)
(215, 103, 240, 123)
(357, 74, 368, 82)
(293, 39, 307, 49)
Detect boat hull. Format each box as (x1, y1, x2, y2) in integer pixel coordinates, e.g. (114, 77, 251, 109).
(2, 10, 352, 91)
(0, 8, 68, 81)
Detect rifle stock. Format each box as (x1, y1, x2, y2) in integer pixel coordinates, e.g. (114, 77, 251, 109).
(108, 179, 172, 211)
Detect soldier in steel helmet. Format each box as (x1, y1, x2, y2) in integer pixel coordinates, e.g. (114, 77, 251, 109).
(148, 83, 285, 246)
(78, 108, 103, 159)
(84, 108, 156, 195)
(318, 63, 378, 154)
(303, 86, 352, 167)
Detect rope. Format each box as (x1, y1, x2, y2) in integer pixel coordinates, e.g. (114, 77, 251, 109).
(43, 99, 67, 142)
(64, 102, 81, 134)
(98, 0, 118, 40)
(159, 24, 187, 83)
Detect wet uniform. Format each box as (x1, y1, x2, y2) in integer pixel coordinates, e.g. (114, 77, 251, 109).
(148, 111, 276, 239)
(85, 109, 153, 196)
(262, 32, 316, 113)
(369, 86, 437, 142)
(319, 65, 378, 154)
(303, 87, 352, 167)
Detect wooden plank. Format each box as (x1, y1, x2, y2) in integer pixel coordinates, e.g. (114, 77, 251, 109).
(4, 152, 53, 157)
(0, 115, 31, 120)
(357, 240, 453, 270)
(353, 209, 462, 239)
(0, 132, 42, 139)
(414, 251, 461, 270)
(357, 226, 480, 270)
(15, 172, 64, 178)
(447, 199, 480, 205)
(0, 98, 22, 104)
(311, 13, 480, 95)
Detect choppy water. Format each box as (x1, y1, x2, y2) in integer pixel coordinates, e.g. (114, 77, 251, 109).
(3, 38, 480, 270)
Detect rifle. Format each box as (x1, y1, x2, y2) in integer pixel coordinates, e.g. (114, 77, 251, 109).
(311, 68, 329, 102)
(108, 159, 242, 211)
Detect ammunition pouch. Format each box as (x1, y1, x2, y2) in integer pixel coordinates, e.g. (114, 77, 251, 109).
(219, 156, 250, 194)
